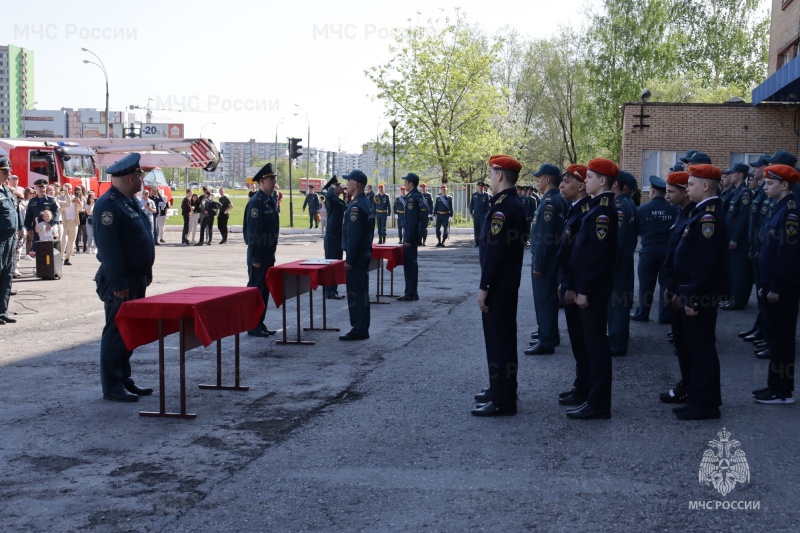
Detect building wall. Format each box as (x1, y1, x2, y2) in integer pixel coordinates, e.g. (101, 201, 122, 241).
(768, 0, 800, 74)
(0, 45, 34, 137)
(621, 101, 800, 184)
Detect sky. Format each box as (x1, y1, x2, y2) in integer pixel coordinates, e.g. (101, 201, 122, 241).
(5, 0, 770, 154)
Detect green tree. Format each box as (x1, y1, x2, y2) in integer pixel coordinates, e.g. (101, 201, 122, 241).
(367, 9, 508, 183)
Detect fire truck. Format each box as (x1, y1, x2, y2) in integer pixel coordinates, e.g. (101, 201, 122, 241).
(0, 137, 221, 205)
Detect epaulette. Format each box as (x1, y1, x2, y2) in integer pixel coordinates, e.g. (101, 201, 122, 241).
(581, 203, 590, 213)
(495, 193, 506, 205)
(706, 205, 715, 212)
(600, 196, 609, 207)
(789, 200, 796, 210)
(109, 191, 116, 201)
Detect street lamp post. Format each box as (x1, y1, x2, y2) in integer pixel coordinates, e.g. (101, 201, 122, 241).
(81, 48, 109, 138)
(389, 119, 399, 230)
(274, 117, 284, 170)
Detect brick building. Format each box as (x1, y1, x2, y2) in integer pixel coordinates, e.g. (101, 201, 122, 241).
(621, 0, 800, 190)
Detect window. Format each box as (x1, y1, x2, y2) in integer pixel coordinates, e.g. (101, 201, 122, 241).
(642, 150, 679, 191)
(730, 153, 764, 167)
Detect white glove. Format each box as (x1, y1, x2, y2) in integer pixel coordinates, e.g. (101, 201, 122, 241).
(449, 217, 452, 222)
(394, 214, 398, 220)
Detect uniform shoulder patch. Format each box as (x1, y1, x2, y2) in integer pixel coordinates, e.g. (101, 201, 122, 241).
(789, 200, 796, 210)
(495, 194, 506, 205)
(250, 207, 259, 218)
(101, 211, 113, 225)
(596, 214, 610, 224)
(490, 211, 505, 235)
(742, 195, 750, 205)
(581, 203, 590, 213)
(701, 214, 715, 223)
(350, 207, 359, 222)
(543, 203, 554, 210)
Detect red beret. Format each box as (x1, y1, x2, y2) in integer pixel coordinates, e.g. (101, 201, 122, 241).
(489, 155, 522, 172)
(688, 164, 722, 181)
(587, 158, 620, 178)
(765, 164, 800, 183)
(666, 171, 689, 188)
(564, 164, 588, 182)
(420, 182, 427, 187)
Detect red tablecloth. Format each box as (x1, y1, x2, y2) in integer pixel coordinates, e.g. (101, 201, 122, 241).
(265, 259, 346, 308)
(115, 287, 265, 351)
(371, 244, 405, 272)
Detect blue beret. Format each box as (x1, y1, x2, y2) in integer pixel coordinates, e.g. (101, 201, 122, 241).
(750, 155, 769, 167)
(106, 153, 142, 177)
(401, 173, 420, 186)
(766, 150, 797, 167)
(648, 175, 666, 190)
(344, 169, 368, 185)
(533, 164, 560, 178)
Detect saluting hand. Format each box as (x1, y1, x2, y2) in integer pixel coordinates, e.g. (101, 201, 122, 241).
(478, 289, 489, 313)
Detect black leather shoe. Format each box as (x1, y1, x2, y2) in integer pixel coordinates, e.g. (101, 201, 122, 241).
(753, 341, 768, 350)
(743, 332, 763, 342)
(630, 314, 649, 322)
(566, 403, 611, 419)
(396, 295, 418, 301)
(755, 349, 771, 359)
(326, 294, 346, 300)
(559, 387, 579, 399)
(247, 330, 270, 338)
(659, 385, 689, 404)
(559, 391, 588, 406)
(0, 314, 17, 323)
(474, 391, 491, 403)
(524, 343, 555, 355)
(530, 332, 539, 340)
(264, 329, 277, 336)
(471, 401, 516, 417)
(0, 316, 5, 324)
(339, 331, 369, 341)
(737, 327, 758, 338)
(720, 303, 744, 311)
(675, 406, 720, 420)
(103, 388, 139, 402)
(752, 386, 771, 397)
(123, 382, 153, 396)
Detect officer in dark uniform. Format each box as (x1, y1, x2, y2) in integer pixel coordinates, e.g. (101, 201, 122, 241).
(472, 155, 527, 417)
(526, 163, 567, 355)
(469, 181, 491, 246)
(365, 184, 375, 206)
(323, 176, 347, 299)
(556, 165, 592, 406)
(739, 156, 770, 341)
(659, 171, 695, 406)
(92, 153, 155, 402)
(243, 162, 280, 337)
(608, 170, 638, 357)
(373, 183, 391, 244)
(565, 158, 619, 420)
(672, 164, 727, 420)
(340, 170, 375, 341)
(24, 178, 60, 243)
(632, 175, 678, 323)
(0, 157, 23, 325)
(721, 162, 754, 310)
(394, 186, 407, 244)
(302, 185, 320, 229)
(517, 184, 531, 243)
(398, 174, 425, 301)
(753, 164, 800, 404)
(420, 183, 433, 246)
(434, 184, 454, 247)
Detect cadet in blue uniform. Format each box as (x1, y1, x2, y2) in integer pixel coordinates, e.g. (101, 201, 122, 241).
(398, 174, 425, 301)
(394, 186, 407, 244)
(739, 156, 770, 341)
(419, 184, 433, 246)
(632, 176, 678, 323)
(0, 157, 23, 325)
(526, 164, 567, 355)
(556, 165, 592, 406)
(24, 178, 61, 243)
(323, 176, 347, 299)
(472, 155, 527, 417)
(659, 171, 696, 405)
(373, 184, 391, 244)
(302, 185, 320, 229)
(340, 170, 375, 341)
(469, 181, 491, 246)
(753, 164, 800, 404)
(433, 184, 454, 247)
(365, 184, 375, 206)
(93, 153, 156, 402)
(565, 158, 619, 420)
(608, 170, 638, 357)
(243, 162, 280, 337)
(720, 163, 754, 310)
(672, 164, 728, 420)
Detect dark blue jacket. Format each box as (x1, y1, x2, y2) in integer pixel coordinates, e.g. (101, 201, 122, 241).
(569, 192, 618, 295)
(759, 194, 799, 293)
(637, 196, 678, 247)
(24, 194, 60, 229)
(302, 192, 320, 212)
(342, 192, 375, 266)
(663, 202, 695, 294)
(374, 193, 391, 215)
(726, 182, 753, 246)
(614, 193, 638, 264)
(749, 184, 770, 254)
(478, 188, 527, 291)
(470, 192, 491, 220)
(531, 188, 568, 273)
(558, 195, 592, 292)
(243, 189, 279, 265)
(403, 188, 426, 244)
(433, 194, 454, 217)
(0, 185, 22, 239)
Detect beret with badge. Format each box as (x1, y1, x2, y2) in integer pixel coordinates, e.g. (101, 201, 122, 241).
(488, 155, 522, 172)
(764, 164, 800, 183)
(563, 164, 588, 182)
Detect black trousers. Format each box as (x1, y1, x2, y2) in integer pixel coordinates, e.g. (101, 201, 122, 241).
(727, 246, 753, 307)
(323, 231, 343, 297)
(97, 275, 146, 393)
(579, 287, 612, 410)
(682, 306, 721, 409)
(634, 245, 669, 321)
(532, 265, 560, 348)
(435, 215, 450, 241)
(200, 216, 214, 243)
(482, 286, 518, 408)
(309, 209, 318, 228)
(376, 214, 388, 238)
(217, 214, 229, 242)
(751, 253, 766, 335)
(670, 299, 692, 391)
(346, 255, 371, 335)
(402, 244, 418, 296)
(397, 215, 404, 242)
(608, 262, 634, 356)
(246, 251, 272, 332)
(765, 284, 799, 394)
(182, 215, 190, 243)
(473, 217, 484, 245)
(564, 301, 589, 393)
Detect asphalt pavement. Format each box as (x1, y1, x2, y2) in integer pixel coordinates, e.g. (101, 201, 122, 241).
(0, 226, 797, 532)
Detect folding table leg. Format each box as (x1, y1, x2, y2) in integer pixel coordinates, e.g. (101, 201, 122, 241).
(372, 258, 389, 304)
(199, 335, 250, 391)
(277, 274, 314, 345)
(141, 318, 196, 419)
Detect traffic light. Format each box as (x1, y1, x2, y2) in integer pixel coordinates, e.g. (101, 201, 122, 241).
(289, 137, 303, 159)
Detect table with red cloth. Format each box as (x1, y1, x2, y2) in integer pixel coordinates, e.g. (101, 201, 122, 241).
(115, 286, 265, 419)
(370, 244, 405, 303)
(265, 259, 347, 345)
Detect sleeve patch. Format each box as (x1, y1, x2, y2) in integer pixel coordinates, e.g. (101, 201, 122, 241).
(596, 215, 610, 224)
(701, 214, 715, 223)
